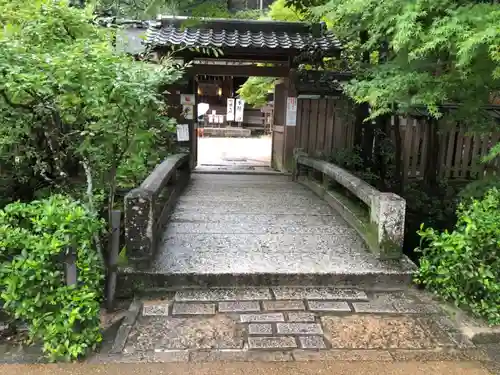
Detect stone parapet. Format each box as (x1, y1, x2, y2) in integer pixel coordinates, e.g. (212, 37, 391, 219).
(124, 153, 190, 269)
(294, 149, 406, 259)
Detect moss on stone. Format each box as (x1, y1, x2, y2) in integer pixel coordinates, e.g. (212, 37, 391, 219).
(320, 181, 402, 260)
(379, 227, 403, 260)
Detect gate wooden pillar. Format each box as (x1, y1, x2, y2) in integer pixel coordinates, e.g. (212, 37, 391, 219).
(283, 76, 297, 171)
(164, 76, 198, 169)
(271, 80, 286, 171)
(271, 76, 297, 172)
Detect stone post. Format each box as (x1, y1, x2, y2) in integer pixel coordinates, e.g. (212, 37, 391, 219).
(124, 188, 155, 269)
(370, 192, 406, 259)
(292, 148, 307, 181)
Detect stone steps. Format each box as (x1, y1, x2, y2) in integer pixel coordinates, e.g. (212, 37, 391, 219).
(116, 268, 414, 299)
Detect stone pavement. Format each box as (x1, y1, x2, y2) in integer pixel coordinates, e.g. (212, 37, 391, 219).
(96, 286, 497, 367)
(141, 173, 414, 290)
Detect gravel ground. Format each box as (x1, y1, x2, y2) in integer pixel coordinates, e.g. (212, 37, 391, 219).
(197, 136, 271, 167)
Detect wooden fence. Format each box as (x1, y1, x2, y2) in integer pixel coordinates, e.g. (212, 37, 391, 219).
(295, 97, 500, 181)
(397, 117, 500, 181)
(295, 97, 356, 157)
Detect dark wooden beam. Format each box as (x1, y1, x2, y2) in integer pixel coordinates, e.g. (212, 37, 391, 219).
(187, 65, 290, 77)
(157, 49, 293, 64)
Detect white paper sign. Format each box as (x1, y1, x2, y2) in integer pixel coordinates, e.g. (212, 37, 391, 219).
(286, 97, 297, 126)
(235, 99, 245, 122)
(182, 105, 194, 120)
(208, 114, 214, 123)
(176, 124, 189, 141)
(226, 98, 235, 121)
(180, 94, 195, 105)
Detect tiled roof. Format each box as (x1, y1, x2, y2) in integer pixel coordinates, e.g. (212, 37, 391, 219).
(144, 17, 341, 53)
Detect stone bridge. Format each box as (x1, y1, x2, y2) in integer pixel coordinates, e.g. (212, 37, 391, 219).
(119, 152, 415, 296)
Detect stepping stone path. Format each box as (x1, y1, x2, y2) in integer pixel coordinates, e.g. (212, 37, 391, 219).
(102, 287, 492, 364)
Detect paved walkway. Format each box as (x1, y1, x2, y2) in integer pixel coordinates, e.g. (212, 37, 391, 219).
(95, 286, 497, 371)
(0, 361, 494, 375)
(152, 173, 414, 287)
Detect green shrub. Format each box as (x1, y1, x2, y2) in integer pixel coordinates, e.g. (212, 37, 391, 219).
(325, 147, 380, 186)
(458, 175, 500, 202)
(0, 195, 105, 361)
(415, 188, 500, 325)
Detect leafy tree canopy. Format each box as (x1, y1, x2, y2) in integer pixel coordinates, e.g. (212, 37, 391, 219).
(0, 0, 182, 208)
(237, 0, 306, 107)
(94, 0, 262, 19)
(285, 0, 500, 121)
(267, 0, 302, 21)
(237, 77, 275, 107)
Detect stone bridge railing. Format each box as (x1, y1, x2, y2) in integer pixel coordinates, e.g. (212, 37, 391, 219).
(124, 153, 190, 269)
(293, 149, 406, 260)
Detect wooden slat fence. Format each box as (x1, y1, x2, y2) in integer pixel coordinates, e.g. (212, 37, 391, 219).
(295, 97, 356, 157)
(296, 97, 500, 181)
(397, 117, 500, 181)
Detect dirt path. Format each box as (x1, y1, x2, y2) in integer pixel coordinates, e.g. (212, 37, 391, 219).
(0, 361, 494, 375)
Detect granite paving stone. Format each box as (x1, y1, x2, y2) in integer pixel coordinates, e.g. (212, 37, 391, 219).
(179, 187, 321, 200)
(352, 302, 398, 313)
(166, 215, 358, 235)
(142, 304, 170, 316)
(240, 313, 285, 323)
(287, 312, 316, 322)
(307, 301, 351, 312)
(263, 300, 305, 311)
(126, 315, 244, 351)
(352, 292, 418, 314)
(171, 303, 216, 315)
(248, 324, 273, 335)
(152, 350, 189, 362)
(321, 315, 450, 349)
(175, 288, 272, 302)
(178, 195, 339, 208)
(218, 301, 261, 313)
(173, 199, 335, 215)
(273, 287, 368, 301)
(393, 302, 442, 314)
(418, 316, 475, 349)
(299, 336, 327, 349)
(189, 350, 293, 362)
(155, 234, 377, 275)
(276, 323, 323, 335)
(248, 336, 297, 350)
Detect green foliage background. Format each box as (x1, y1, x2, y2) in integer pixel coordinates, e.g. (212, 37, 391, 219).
(0, 195, 105, 361)
(0, 0, 183, 360)
(416, 188, 500, 325)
